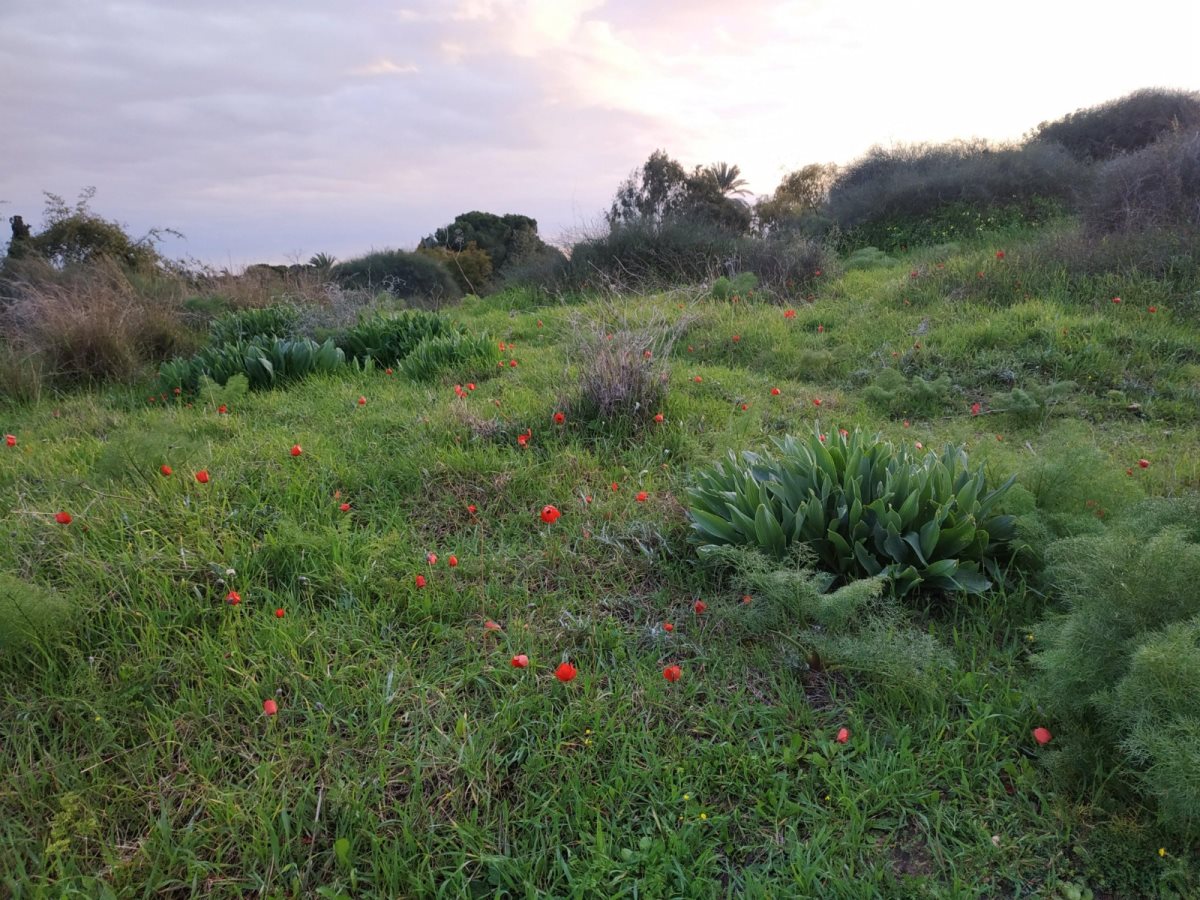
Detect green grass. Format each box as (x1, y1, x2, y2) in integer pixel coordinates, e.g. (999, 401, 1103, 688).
(2, 233, 1198, 897)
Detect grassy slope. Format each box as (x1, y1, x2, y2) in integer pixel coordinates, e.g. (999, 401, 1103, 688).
(2, 235, 1198, 897)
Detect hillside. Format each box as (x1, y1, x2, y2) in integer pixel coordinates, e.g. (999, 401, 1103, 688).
(2, 224, 1199, 896)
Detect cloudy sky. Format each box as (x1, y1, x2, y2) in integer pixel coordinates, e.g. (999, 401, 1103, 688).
(2, 0, 1197, 267)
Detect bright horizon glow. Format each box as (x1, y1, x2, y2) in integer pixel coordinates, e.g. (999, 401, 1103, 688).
(1, 0, 1197, 266)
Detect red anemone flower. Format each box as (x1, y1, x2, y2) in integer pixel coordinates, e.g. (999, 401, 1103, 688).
(427, 553, 438, 565)
(1138, 458, 1150, 468)
(160, 465, 172, 476)
(290, 445, 303, 457)
(484, 620, 501, 631)
(357, 396, 367, 406)
(770, 387, 780, 396)
(836, 727, 850, 744)
(448, 555, 458, 567)
(275, 608, 285, 618)
(663, 622, 674, 632)
(5, 434, 15, 447)
(415, 574, 427, 588)
(55, 511, 73, 525)
(1032, 727, 1052, 745)
(511, 654, 529, 668)
(541, 505, 561, 524)
(226, 590, 241, 605)
(263, 699, 278, 716)
(340, 502, 351, 512)
(636, 491, 648, 502)
(693, 600, 707, 615)
(1112, 296, 1121, 304)
(196, 470, 210, 484)
(995, 250, 1005, 260)
(555, 661, 577, 682)
(971, 402, 982, 416)
(663, 664, 682, 683)
(554, 412, 565, 424)
(784, 309, 796, 319)
(654, 413, 664, 423)
(217, 405, 228, 414)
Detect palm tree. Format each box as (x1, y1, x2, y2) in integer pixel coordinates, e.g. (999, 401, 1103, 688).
(706, 162, 750, 197)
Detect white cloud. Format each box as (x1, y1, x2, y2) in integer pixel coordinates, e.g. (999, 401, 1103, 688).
(351, 59, 420, 76)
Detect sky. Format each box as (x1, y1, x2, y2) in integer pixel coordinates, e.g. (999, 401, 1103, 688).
(2, 0, 1198, 267)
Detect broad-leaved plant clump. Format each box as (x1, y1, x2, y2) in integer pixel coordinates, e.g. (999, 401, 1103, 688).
(207, 304, 300, 347)
(688, 428, 1017, 596)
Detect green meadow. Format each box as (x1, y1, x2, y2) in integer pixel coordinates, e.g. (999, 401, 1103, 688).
(3, 225, 1199, 897)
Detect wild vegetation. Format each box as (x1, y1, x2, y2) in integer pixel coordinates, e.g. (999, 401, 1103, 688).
(2, 87, 1199, 896)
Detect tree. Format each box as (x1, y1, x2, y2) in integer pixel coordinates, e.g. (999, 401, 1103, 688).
(705, 162, 750, 197)
(607, 151, 753, 234)
(17, 188, 176, 271)
(607, 150, 690, 226)
(421, 211, 548, 273)
(755, 163, 838, 235)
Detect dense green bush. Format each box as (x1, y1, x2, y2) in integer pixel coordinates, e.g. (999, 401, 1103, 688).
(1032, 498, 1200, 837)
(494, 245, 570, 295)
(827, 141, 1080, 251)
(710, 273, 758, 301)
(1083, 127, 1200, 234)
(208, 304, 300, 347)
(844, 246, 897, 270)
(699, 544, 956, 696)
(337, 310, 451, 367)
(688, 428, 1017, 596)
(331, 250, 461, 306)
(861, 369, 953, 418)
(1034, 88, 1200, 162)
(732, 234, 831, 296)
(399, 330, 499, 382)
(567, 218, 736, 291)
(416, 242, 494, 294)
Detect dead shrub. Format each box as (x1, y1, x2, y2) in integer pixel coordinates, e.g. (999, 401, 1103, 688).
(0, 257, 197, 384)
(562, 299, 696, 434)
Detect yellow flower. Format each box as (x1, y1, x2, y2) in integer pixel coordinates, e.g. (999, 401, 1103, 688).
(683, 794, 690, 801)
(699, 812, 707, 820)
(1159, 847, 1167, 857)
